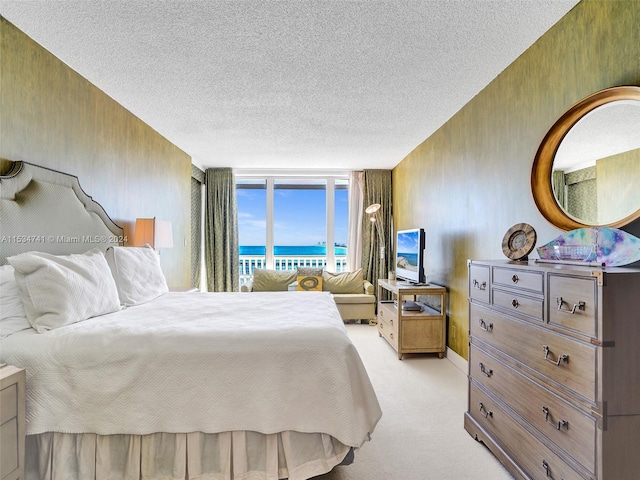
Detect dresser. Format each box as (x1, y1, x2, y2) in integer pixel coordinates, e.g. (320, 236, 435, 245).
(465, 260, 640, 480)
(0, 365, 25, 480)
(377, 279, 447, 359)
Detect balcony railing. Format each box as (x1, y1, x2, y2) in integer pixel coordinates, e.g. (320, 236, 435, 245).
(239, 255, 348, 285)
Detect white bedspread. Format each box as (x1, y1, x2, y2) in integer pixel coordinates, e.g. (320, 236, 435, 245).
(0, 291, 381, 448)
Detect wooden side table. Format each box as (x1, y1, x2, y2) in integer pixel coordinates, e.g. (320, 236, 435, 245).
(376, 279, 447, 359)
(0, 365, 25, 480)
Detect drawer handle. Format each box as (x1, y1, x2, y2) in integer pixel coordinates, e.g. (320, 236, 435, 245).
(478, 319, 493, 332)
(390, 319, 393, 326)
(542, 406, 569, 431)
(511, 274, 519, 284)
(542, 460, 564, 480)
(556, 296, 586, 314)
(473, 279, 487, 291)
(478, 402, 493, 419)
(543, 345, 569, 366)
(479, 362, 493, 378)
(511, 298, 519, 308)
(390, 333, 393, 340)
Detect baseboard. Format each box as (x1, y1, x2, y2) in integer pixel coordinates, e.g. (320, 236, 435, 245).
(446, 346, 467, 374)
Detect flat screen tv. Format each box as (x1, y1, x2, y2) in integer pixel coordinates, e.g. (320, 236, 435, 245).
(395, 228, 425, 284)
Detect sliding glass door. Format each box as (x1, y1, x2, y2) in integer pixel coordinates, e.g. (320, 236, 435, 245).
(236, 176, 348, 285)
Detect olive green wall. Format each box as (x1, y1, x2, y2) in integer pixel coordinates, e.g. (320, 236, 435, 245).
(0, 17, 192, 288)
(393, 0, 640, 359)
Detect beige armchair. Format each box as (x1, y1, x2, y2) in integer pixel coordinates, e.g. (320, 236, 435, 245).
(331, 280, 376, 323)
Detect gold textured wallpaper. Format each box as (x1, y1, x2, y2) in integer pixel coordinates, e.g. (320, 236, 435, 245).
(0, 17, 192, 288)
(393, 0, 640, 359)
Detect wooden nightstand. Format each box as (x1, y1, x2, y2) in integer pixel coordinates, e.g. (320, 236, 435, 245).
(0, 365, 25, 480)
(377, 279, 447, 359)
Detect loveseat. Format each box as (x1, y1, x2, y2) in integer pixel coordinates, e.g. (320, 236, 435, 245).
(241, 268, 376, 323)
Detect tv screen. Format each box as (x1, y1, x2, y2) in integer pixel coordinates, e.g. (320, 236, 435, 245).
(395, 228, 425, 284)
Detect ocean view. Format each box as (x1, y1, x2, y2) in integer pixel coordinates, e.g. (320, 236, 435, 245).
(240, 246, 348, 256)
(397, 252, 418, 267)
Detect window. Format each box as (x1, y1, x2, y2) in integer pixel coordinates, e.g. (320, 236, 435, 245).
(236, 175, 349, 284)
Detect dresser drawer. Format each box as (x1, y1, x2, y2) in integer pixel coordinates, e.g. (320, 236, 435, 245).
(0, 384, 17, 425)
(493, 288, 544, 322)
(377, 304, 398, 350)
(493, 266, 543, 293)
(470, 303, 597, 402)
(548, 275, 597, 338)
(469, 264, 490, 303)
(469, 383, 585, 480)
(470, 345, 596, 473)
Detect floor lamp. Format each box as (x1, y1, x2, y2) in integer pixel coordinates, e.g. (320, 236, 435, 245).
(365, 203, 385, 279)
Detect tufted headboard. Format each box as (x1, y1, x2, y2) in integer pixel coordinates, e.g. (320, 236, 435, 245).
(0, 161, 124, 264)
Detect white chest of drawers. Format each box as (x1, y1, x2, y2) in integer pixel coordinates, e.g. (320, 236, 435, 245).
(464, 260, 640, 480)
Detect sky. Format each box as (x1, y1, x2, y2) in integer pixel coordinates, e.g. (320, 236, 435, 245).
(397, 229, 421, 254)
(237, 186, 348, 246)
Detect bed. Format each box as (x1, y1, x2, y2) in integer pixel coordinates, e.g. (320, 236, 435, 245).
(0, 161, 382, 480)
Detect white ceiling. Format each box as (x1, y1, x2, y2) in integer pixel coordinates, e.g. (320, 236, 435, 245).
(0, 0, 580, 171)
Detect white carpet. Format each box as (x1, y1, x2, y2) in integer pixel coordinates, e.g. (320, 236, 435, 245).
(316, 324, 513, 480)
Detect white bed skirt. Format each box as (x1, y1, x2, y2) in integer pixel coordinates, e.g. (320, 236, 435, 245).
(25, 430, 353, 480)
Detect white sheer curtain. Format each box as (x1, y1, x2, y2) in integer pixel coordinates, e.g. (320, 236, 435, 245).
(346, 171, 364, 272)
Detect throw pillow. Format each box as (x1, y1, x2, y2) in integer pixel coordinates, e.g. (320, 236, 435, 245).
(296, 275, 323, 291)
(322, 269, 364, 294)
(251, 268, 297, 291)
(297, 267, 324, 277)
(8, 249, 121, 333)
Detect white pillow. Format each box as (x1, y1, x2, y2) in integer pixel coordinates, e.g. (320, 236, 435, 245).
(0, 265, 31, 337)
(7, 249, 121, 333)
(105, 245, 168, 306)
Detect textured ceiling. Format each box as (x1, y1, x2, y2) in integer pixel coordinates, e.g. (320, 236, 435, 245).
(0, 0, 580, 171)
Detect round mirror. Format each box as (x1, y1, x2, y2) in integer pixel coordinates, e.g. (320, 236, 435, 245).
(531, 86, 640, 230)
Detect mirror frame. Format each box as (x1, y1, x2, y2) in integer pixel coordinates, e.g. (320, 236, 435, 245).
(531, 85, 640, 230)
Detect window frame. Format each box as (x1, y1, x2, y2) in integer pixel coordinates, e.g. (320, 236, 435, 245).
(235, 170, 349, 271)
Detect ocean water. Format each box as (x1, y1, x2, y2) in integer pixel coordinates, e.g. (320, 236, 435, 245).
(397, 252, 418, 267)
(240, 246, 347, 256)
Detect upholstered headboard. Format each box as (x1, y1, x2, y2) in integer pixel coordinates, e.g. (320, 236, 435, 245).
(0, 161, 124, 264)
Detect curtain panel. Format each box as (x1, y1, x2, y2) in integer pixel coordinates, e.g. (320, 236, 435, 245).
(362, 170, 392, 289)
(552, 170, 567, 210)
(204, 168, 239, 292)
(190, 165, 204, 289)
(346, 171, 364, 272)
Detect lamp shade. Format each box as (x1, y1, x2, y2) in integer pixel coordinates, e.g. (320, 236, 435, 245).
(133, 218, 173, 249)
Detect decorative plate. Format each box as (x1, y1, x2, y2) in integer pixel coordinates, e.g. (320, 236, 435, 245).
(502, 223, 537, 261)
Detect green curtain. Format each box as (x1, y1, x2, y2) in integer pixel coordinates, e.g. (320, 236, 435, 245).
(204, 168, 239, 292)
(190, 165, 205, 289)
(362, 170, 392, 289)
(552, 170, 567, 210)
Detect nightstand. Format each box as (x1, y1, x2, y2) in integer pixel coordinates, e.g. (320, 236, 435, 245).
(377, 279, 447, 359)
(1, 365, 25, 480)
